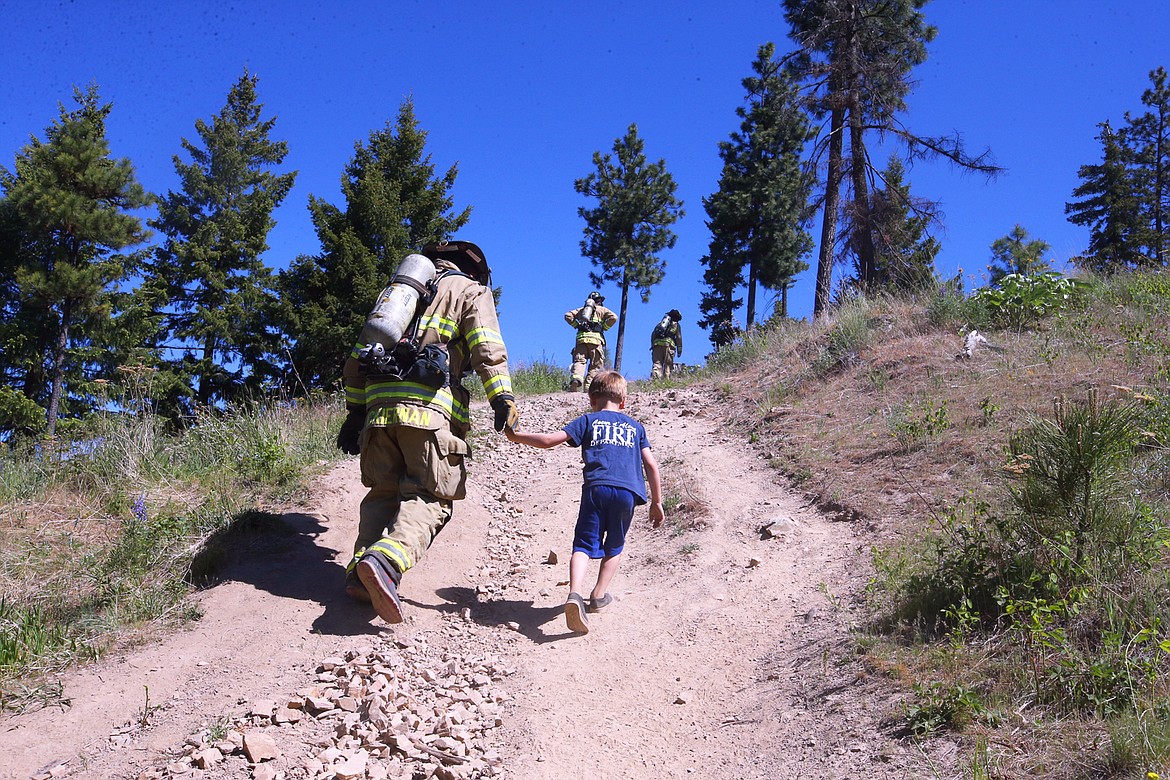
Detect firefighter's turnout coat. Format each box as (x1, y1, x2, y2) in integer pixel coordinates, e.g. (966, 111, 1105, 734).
(342, 258, 513, 575)
(564, 303, 617, 390)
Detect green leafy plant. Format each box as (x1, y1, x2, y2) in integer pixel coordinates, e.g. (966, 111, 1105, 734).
(904, 681, 985, 736)
(974, 271, 1089, 328)
(890, 397, 950, 452)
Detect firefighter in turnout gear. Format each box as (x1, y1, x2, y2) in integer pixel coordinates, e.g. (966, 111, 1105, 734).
(564, 291, 617, 392)
(336, 240, 519, 624)
(650, 309, 683, 380)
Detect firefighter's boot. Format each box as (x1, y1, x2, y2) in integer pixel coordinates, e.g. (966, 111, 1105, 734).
(344, 556, 371, 603)
(357, 548, 404, 624)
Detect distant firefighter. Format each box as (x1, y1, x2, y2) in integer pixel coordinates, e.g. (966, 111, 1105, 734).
(650, 309, 683, 380)
(564, 291, 617, 391)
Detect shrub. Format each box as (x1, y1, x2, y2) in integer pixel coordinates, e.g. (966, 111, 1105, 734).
(974, 271, 1090, 328)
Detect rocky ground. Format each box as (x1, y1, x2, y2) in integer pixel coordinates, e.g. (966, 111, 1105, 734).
(1, 387, 959, 779)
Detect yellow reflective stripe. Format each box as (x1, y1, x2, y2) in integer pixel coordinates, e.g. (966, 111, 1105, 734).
(465, 325, 503, 350)
(349, 341, 365, 359)
(370, 539, 412, 571)
(483, 374, 512, 400)
(653, 338, 676, 347)
(345, 385, 365, 405)
(418, 313, 459, 340)
(576, 331, 603, 345)
(367, 381, 454, 410)
(366, 381, 469, 425)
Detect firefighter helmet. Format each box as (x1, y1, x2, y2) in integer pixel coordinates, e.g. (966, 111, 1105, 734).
(421, 240, 491, 286)
(588, 291, 605, 304)
(668, 309, 682, 321)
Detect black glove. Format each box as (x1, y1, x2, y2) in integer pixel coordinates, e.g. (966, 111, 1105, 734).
(490, 394, 519, 432)
(336, 409, 365, 455)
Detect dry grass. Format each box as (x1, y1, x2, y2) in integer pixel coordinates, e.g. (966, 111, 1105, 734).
(719, 297, 1162, 549)
(699, 274, 1170, 778)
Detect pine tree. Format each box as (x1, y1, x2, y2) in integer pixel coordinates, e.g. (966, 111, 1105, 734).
(146, 71, 296, 412)
(1125, 66, 1170, 266)
(275, 99, 470, 390)
(987, 225, 1051, 286)
(845, 156, 939, 291)
(1, 85, 150, 438)
(1065, 121, 1148, 274)
(575, 124, 683, 371)
(700, 44, 813, 350)
(783, 0, 998, 316)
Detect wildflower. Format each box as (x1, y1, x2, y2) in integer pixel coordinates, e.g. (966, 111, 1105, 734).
(131, 494, 148, 524)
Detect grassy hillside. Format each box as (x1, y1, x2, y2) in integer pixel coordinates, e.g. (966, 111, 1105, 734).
(2, 271, 1166, 779)
(0, 395, 348, 710)
(695, 271, 1169, 779)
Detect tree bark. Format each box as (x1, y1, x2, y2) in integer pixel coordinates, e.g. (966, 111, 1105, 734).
(849, 94, 877, 287)
(746, 255, 758, 330)
(45, 300, 71, 439)
(614, 271, 630, 372)
(814, 105, 845, 320)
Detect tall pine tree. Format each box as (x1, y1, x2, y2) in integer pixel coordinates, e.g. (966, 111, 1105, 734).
(146, 71, 296, 412)
(275, 98, 470, 390)
(700, 43, 813, 351)
(1125, 66, 1170, 266)
(1065, 121, 1148, 274)
(783, 0, 998, 317)
(1, 85, 150, 438)
(575, 124, 683, 371)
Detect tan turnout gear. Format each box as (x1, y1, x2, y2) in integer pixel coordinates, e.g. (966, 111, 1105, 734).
(343, 255, 513, 580)
(565, 299, 617, 391)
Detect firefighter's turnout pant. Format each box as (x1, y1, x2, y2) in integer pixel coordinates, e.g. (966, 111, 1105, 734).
(650, 343, 676, 380)
(570, 341, 607, 391)
(350, 423, 469, 580)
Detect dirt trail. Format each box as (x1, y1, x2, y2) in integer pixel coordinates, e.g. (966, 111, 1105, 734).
(1, 388, 952, 779)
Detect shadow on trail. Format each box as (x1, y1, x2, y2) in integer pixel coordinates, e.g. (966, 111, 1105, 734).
(197, 510, 382, 638)
(420, 586, 578, 644)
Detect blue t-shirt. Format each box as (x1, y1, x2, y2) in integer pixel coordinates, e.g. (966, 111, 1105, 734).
(562, 410, 650, 504)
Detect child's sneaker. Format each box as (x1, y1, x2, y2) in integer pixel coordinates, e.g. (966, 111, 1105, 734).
(564, 592, 589, 634)
(357, 550, 404, 624)
(587, 593, 612, 613)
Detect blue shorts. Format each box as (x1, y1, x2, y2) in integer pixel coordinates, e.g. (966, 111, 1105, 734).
(573, 485, 636, 558)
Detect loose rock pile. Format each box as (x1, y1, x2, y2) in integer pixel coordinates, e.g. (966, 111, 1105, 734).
(146, 637, 514, 780)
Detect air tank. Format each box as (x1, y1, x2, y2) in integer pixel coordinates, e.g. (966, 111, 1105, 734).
(578, 297, 597, 326)
(359, 254, 437, 349)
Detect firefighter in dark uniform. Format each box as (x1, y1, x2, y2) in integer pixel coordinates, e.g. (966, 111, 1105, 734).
(650, 309, 683, 380)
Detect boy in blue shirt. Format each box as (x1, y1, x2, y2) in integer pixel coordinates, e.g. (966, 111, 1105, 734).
(504, 371, 663, 634)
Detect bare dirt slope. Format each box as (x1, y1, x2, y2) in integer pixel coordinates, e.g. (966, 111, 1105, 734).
(1, 387, 955, 780)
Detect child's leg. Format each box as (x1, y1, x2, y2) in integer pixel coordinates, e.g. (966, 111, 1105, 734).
(569, 550, 592, 596)
(592, 553, 621, 601)
(590, 486, 635, 601)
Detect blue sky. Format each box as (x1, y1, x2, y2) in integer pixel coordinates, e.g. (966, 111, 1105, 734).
(2, 1, 1166, 378)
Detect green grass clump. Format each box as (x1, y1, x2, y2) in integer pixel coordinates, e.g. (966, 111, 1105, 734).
(510, 358, 569, 396)
(0, 393, 346, 710)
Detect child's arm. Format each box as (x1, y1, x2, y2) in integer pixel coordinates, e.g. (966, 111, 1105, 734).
(641, 447, 665, 528)
(505, 427, 571, 449)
